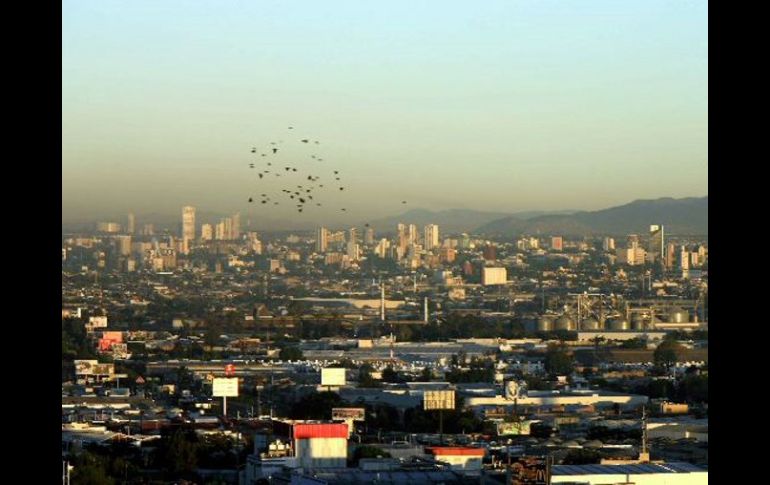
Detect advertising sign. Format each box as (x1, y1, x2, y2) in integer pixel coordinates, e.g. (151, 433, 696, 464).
(213, 377, 239, 397)
(74, 360, 115, 376)
(332, 408, 366, 421)
(497, 420, 533, 436)
(424, 390, 455, 410)
(510, 456, 549, 485)
(225, 364, 235, 377)
(321, 368, 346, 387)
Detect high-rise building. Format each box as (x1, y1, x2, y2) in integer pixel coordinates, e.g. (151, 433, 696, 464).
(182, 206, 196, 252)
(424, 224, 440, 251)
(126, 213, 135, 234)
(232, 213, 241, 240)
(115, 235, 132, 256)
(397, 224, 408, 254)
(316, 227, 328, 253)
(215, 221, 226, 240)
(348, 227, 358, 244)
(603, 237, 615, 251)
(364, 228, 375, 246)
(551, 236, 563, 251)
(648, 225, 665, 264)
(346, 241, 360, 261)
(223, 217, 233, 240)
(142, 223, 155, 236)
(408, 224, 419, 245)
(201, 224, 213, 241)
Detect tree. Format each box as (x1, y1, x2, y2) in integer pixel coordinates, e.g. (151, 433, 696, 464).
(653, 340, 680, 370)
(164, 429, 199, 477)
(289, 391, 343, 420)
(545, 342, 574, 376)
(419, 367, 433, 381)
(351, 446, 391, 465)
(381, 366, 399, 383)
(358, 364, 381, 388)
(279, 346, 303, 361)
(70, 451, 115, 485)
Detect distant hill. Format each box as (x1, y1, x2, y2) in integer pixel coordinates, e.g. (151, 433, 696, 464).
(476, 197, 708, 236)
(364, 208, 573, 234)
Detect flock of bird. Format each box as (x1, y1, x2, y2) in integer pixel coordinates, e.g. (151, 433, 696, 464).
(246, 127, 408, 215)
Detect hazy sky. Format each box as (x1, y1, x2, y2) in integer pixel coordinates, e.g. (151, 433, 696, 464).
(63, 0, 707, 224)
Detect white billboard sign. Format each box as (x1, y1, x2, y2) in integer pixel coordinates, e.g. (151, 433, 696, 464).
(213, 377, 239, 397)
(321, 368, 346, 387)
(424, 390, 455, 410)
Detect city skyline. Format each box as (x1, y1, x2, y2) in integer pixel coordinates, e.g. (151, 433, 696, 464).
(63, 0, 707, 222)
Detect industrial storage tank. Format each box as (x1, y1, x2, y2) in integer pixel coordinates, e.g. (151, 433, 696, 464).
(668, 307, 690, 323)
(555, 314, 576, 331)
(607, 317, 630, 331)
(537, 316, 554, 332)
(631, 313, 647, 330)
(581, 316, 599, 331)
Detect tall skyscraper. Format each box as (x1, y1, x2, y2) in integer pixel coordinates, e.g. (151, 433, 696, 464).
(602, 237, 615, 251)
(232, 213, 241, 240)
(648, 225, 665, 265)
(215, 221, 226, 240)
(397, 224, 408, 254)
(126, 213, 135, 234)
(182, 206, 196, 253)
(316, 227, 328, 253)
(408, 224, 419, 245)
(364, 227, 375, 245)
(424, 224, 440, 251)
(483, 245, 497, 261)
(223, 217, 233, 240)
(348, 227, 358, 244)
(201, 224, 213, 241)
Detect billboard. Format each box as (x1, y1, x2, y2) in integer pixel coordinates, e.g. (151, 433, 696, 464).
(424, 390, 455, 410)
(74, 360, 114, 376)
(321, 368, 346, 387)
(332, 408, 366, 421)
(213, 377, 239, 397)
(510, 456, 549, 485)
(111, 343, 129, 359)
(497, 420, 533, 436)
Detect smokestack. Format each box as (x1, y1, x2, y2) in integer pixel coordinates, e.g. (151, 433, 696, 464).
(380, 280, 385, 321)
(424, 297, 429, 324)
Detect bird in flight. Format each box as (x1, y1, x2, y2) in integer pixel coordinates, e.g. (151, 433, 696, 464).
(272, 148, 278, 154)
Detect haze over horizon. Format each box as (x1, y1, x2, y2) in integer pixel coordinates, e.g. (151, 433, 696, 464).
(63, 1, 707, 223)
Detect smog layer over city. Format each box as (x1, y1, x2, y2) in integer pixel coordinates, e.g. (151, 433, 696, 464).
(62, 2, 708, 484)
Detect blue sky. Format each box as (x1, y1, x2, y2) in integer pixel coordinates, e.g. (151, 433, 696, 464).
(63, 0, 707, 224)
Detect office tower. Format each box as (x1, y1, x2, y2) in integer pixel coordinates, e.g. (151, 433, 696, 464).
(551, 236, 563, 251)
(482, 267, 507, 285)
(346, 241, 360, 261)
(648, 225, 665, 263)
(408, 224, 419, 245)
(223, 217, 233, 240)
(215, 221, 226, 240)
(126, 213, 135, 234)
(602, 237, 615, 251)
(182, 206, 196, 252)
(364, 228, 375, 246)
(316, 227, 328, 253)
(678, 246, 690, 270)
(232, 213, 241, 240)
(375, 238, 390, 258)
(142, 223, 155, 236)
(424, 224, 440, 251)
(201, 224, 213, 241)
(348, 227, 358, 244)
(397, 224, 408, 253)
(483, 245, 497, 261)
(115, 235, 132, 256)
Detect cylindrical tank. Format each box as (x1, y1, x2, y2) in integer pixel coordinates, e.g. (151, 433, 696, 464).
(668, 307, 690, 323)
(607, 317, 630, 331)
(555, 314, 576, 331)
(537, 316, 554, 332)
(581, 316, 599, 331)
(631, 313, 646, 330)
